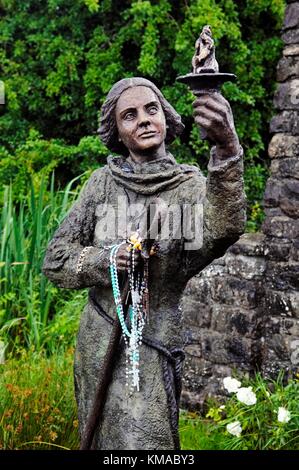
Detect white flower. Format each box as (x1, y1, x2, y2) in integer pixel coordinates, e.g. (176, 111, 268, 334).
(277, 407, 291, 423)
(223, 377, 241, 393)
(219, 405, 225, 410)
(226, 421, 242, 437)
(236, 386, 257, 405)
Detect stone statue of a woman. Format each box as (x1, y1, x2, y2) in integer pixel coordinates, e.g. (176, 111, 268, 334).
(42, 76, 246, 450)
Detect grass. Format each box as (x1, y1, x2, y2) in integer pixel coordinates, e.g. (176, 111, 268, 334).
(179, 410, 227, 450)
(1, 348, 299, 450)
(0, 173, 88, 352)
(0, 348, 79, 450)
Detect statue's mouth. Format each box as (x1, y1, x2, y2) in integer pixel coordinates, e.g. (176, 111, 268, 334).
(139, 130, 157, 138)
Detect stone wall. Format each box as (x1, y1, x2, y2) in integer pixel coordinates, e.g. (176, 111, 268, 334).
(261, 0, 299, 379)
(181, 0, 299, 410)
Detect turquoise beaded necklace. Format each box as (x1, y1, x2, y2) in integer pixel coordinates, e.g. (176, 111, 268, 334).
(109, 240, 147, 392)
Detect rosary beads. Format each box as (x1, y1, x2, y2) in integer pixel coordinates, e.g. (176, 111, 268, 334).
(109, 235, 148, 392)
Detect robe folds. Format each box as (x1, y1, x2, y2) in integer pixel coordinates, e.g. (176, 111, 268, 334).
(42, 147, 246, 450)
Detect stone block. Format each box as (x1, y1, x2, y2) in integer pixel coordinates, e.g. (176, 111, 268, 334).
(277, 55, 299, 82)
(182, 355, 213, 392)
(282, 28, 299, 45)
(289, 293, 299, 317)
(281, 179, 299, 218)
(183, 275, 212, 303)
(225, 253, 266, 280)
(262, 216, 299, 239)
(261, 360, 293, 380)
(210, 276, 262, 309)
(283, 44, 299, 56)
(283, 3, 299, 30)
(264, 239, 292, 261)
(211, 306, 262, 338)
(270, 157, 299, 179)
(266, 260, 299, 290)
(202, 261, 228, 278)
(264, 176, 299, 217)
(264, 177, 282, 207)
(265, 289, 297, 316)
(181, 297, 212, 329)
(265, 333, 290, 361)
(273, 80, 299, 111)
(290, 238, 299, 260)
(268, 133, 299, 158)
(201, 331, 253, 365)
(262, 320, 299, 364)
(280, 197, 299, 218)
(264, 207, 285, 218)
(228, 233, 265, 257)
(290, 339, 299, 365)
(270, 111, 299, 135)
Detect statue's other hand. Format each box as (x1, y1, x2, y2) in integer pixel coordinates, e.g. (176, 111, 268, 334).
(116, 243, 142, 273)
(193, 92, 240, 159)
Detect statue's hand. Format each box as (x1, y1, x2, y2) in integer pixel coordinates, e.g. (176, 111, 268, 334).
(193, 92, 240, 159)
(116, 243, 142, 273)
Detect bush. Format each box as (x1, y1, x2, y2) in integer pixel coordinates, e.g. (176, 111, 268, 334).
(0, 131, 107, 204)
(0, 0, 286, 230)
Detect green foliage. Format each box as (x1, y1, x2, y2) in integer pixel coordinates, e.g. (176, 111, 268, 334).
(0, 0, 285, 230)
(0, 173, 87, 351)
(180, 410, 227, 450)
(0, 131, 107, 204)
(0, 348, 79, 450)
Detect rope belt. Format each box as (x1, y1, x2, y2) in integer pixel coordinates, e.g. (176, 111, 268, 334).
(88, 288, 185, 450)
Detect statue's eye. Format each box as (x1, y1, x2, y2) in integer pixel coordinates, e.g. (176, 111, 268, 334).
(148, 106, 158, 115)
(124, 112, 135, 120)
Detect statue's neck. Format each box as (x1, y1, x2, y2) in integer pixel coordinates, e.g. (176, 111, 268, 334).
(128, 142, 167, 164)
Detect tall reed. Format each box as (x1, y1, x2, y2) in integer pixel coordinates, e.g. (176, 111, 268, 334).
(0, 172, 86, 351)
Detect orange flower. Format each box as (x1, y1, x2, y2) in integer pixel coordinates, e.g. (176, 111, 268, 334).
(23, 388, 33, 398)
(4, 409, 13, 418)
(5, 383, 14, 392)
(15, 423, 23, 434)
(49, 431, 58, 441)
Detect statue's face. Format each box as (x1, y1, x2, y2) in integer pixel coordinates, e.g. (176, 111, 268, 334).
(115, 86, 166, 154)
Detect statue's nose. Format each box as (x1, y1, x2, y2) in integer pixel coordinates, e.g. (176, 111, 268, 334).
(138, 112, 151, 127)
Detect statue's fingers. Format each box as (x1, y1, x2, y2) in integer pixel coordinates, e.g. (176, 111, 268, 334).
(195, 93, 231, 114)
(208, 92, 231, 111)
(193, 97, 220, 115)
(195, 108, 223, 126)
(193, 103, 206, 116)
(192, 95, 210, 107)
(199, 98, 227, 118)
(116, 250, 130, 264)
(194, 115, 212, 130)
(117, 260, 127, 271)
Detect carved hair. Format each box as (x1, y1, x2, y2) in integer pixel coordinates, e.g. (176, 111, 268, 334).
(98, 77, 185, 155)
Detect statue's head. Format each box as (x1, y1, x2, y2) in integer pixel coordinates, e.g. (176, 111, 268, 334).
(98, 77, 184, 156)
